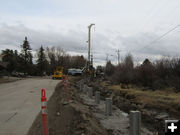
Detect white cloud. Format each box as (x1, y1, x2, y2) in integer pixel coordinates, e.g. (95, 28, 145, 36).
(1, 0, 180, 66)
(1, 23, 180, 66)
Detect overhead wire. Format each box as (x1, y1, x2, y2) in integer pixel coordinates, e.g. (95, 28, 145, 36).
(126, 0, 172, 61)
(136, 24, 180, 53)
(156, 0, 180, 26)
(138, 0, 169, 33)
(132, 0, 180, 60)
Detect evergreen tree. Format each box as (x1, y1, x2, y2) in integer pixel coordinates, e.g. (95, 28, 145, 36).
(2, 49, 15, 73)
(14, 50, 19, 71)
(20, 37, 33, 75)
(105, 60, 115, 76)
(36, 46, 46, 76)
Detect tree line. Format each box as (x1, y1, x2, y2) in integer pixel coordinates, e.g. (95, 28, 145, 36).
(105, 53, 180, 92)
(1, 37, 86, 76)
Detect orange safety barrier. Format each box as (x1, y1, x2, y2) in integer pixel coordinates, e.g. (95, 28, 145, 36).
(41, 89, 48, 135)
(63, 75, 69, 102)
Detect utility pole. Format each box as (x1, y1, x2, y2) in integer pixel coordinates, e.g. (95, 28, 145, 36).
(90, 54, 93, 67)
(116, 49, 121, 65)
(87, 23, 95, 69)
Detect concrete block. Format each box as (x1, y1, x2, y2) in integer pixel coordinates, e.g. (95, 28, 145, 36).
(80, 83, 83, 91)
(95, 91, 100, 104)
(79, 80, 84, 92)
(130, 111, 141, 135)
(105, 98, 112, 116)
(83, 85, 87, 93)
(88, 87, 93, 98)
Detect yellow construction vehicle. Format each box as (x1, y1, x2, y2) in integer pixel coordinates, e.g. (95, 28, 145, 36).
(52, 66, 64, 79)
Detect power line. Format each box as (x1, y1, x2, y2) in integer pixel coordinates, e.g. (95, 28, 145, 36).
(139, 0, 169, 32)
(106, 53, 113, 62)
(156, 0, 180, 26)
(150, 25, 180, 44)
(139, 0, 180, 39)
(137, 24, 180, 53)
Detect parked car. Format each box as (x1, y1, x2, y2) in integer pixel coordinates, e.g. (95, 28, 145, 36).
(11, 71, 25, 77)
(68, 68, 82, 76)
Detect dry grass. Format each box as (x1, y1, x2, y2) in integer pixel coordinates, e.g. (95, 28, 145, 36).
(101, 81, 180, 117)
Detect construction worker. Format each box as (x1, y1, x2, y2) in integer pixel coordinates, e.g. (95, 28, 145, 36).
(94, 71, 96, 78)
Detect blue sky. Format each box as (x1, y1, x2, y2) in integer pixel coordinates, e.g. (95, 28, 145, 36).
(0, 0, 180, 66)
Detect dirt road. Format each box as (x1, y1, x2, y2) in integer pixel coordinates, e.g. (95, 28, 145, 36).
(0, 78, 59, 135)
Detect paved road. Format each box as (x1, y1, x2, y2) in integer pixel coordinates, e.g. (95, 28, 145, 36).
(0, 78, 59, 135)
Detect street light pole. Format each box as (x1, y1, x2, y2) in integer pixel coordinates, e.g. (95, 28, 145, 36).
(88, 23, 95, 69)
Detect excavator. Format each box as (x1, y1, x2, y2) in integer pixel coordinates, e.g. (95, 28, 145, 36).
(52, 66, 64, 79)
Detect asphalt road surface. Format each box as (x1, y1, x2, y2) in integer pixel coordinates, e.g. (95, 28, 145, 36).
(0, 78, 59, 135)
